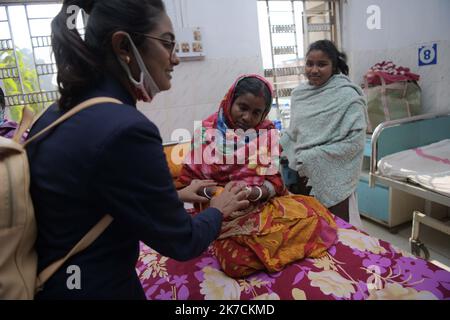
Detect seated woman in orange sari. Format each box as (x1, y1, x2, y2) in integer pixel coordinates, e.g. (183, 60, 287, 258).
(178, 74, 337, 278)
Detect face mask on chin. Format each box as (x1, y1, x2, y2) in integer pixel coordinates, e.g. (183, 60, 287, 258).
(118, 33, 161, 102)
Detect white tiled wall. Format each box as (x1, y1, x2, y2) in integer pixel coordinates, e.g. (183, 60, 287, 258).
(138, 56, 263, 142)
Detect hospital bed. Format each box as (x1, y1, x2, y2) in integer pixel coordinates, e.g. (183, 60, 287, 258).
(369, 112, 450, 259)
(134, 140, 450, 300)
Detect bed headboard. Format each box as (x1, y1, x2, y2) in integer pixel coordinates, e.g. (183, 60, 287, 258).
(369, 112, 450, 187)
(163, 140, 191, 189)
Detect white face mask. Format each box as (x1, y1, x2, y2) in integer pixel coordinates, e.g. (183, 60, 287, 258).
(118, 33, 160, 102)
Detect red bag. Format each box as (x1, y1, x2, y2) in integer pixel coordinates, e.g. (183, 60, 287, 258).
(365, 61, 420, 86)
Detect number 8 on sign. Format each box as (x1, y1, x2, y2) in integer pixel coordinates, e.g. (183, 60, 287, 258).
(419, 44, 437, 66)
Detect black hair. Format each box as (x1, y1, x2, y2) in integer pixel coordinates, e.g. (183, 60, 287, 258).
(51, 0, 166, 110)
(306, 40, 349, 76)
(232, 77, 272, 114)
(0, 87, 5, 107)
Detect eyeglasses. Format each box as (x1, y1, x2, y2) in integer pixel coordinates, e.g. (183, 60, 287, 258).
(134, 33, 177, 57)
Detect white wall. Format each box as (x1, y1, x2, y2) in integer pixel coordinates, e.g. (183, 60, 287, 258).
(341, 0, 450, 114)
(138, 0, 263, 142)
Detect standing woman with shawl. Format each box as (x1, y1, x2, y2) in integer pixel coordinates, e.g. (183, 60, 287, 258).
(178, 74, 337, 278)
(280, 40, 367, 223)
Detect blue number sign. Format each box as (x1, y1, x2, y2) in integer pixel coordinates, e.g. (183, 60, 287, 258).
(418, 44, 437, 66)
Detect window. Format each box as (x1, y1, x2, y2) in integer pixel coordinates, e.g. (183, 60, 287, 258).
(0, 1, 84, 122)
(257, 0, 341, 128)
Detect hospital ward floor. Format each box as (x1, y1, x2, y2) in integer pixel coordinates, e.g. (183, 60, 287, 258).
(361, 216, 450, 272)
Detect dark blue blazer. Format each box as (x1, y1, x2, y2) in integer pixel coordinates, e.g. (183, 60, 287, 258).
(26, 77, 222, 299)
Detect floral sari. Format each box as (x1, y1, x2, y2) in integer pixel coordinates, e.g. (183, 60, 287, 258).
(178, 74, 337, 277)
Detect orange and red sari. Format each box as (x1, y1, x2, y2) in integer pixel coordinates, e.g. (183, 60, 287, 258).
(178, 74, 337, 277)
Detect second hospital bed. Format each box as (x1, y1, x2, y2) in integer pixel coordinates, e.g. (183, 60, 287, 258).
(369, 112, 450, 259)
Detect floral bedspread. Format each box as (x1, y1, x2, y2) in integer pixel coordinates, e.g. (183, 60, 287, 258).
(136, 218, 450, 300)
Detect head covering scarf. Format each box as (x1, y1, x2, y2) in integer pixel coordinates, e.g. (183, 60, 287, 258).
(179, 74, 284, 192)
(217, 74, 273, 131)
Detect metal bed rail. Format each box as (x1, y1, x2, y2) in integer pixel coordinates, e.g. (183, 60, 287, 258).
(369, 111, 450, 188)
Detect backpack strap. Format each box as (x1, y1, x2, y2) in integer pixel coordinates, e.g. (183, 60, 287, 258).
(35, 214, 114, 292)
(23, 96, 122, 148)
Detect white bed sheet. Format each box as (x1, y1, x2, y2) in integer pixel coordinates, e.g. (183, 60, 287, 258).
(377, 139, 450, 196)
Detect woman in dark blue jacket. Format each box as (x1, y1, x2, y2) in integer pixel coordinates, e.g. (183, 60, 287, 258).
(26, 0, 249, 299)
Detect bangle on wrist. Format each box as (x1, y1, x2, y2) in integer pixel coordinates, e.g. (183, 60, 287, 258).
(203, 187, 212, 200)
(248, 186, 263, 202)
(263, 180, 276, 199)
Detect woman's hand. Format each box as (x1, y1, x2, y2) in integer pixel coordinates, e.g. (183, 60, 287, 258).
(210, 181, 250, 218)
(177, 179, 217, 203)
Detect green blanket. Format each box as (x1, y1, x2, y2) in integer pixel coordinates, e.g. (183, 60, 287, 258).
(280, 74, 367, 207)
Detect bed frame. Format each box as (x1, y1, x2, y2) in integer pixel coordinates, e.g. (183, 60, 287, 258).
(369, 111, 450, 259)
